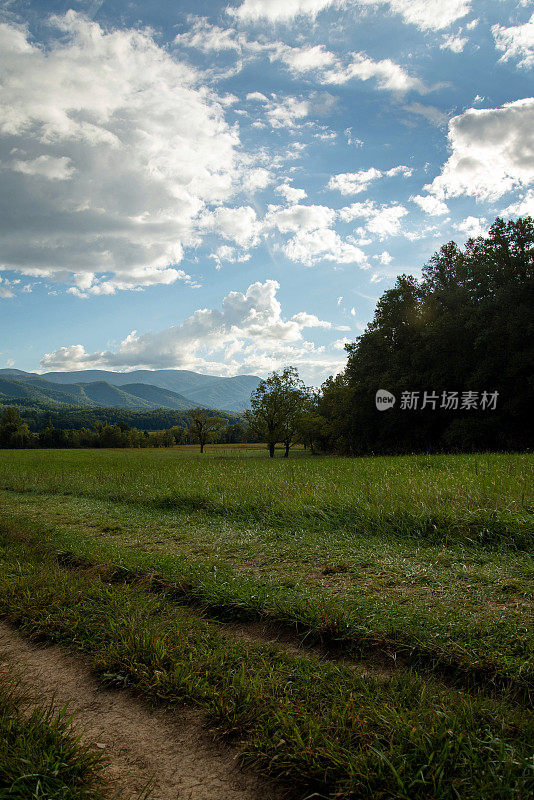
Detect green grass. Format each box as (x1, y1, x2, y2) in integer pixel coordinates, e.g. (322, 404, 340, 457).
(0, 533, 532, 800)
(0, 449, 531, 546)
(0, 449, 531, 695)
(0, 670, 103, 799)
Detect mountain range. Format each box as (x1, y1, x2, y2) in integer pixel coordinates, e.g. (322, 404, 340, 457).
(0, 369, 261, 412)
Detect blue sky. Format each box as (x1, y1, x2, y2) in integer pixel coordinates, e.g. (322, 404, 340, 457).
(0, 0, 532, 383)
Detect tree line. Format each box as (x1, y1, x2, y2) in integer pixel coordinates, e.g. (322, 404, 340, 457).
(0, 407, 248, 450)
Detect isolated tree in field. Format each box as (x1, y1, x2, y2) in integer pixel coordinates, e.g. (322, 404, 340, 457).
(188, 408, 224, 453)
(245, 367, 308, 458)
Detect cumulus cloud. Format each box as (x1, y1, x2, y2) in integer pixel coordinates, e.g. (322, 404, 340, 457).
(492, 13, 534, 70)
(200, 206, 262, 247)
(282, 228, 367, 266)
(270, 42, 336, 72)
(10, 154, 75, 180)
(426, 99, 534, 201)
(328, 165, 411, 194)
(440, 33, 468, 53)
(275, 183, 308, 203)
(454, 216, 487, 239)
(265, 204, 337, 233)
(339, 200, 409, 237)
(374, 250, 393, 264)
(328, 168, 382, 195)
(176, 15, 428, 97)
(0, 13, 262, 294)
(411, 194, 449, 215)
(40, 279, 342, 381)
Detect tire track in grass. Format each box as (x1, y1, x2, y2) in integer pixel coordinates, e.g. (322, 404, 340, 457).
(0, 621, 284, 800)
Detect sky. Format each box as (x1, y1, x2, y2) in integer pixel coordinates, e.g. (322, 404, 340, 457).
(0, 0, 532, 384)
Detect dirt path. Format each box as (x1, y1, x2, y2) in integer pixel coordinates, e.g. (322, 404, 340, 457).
(0, 621, 283, 800)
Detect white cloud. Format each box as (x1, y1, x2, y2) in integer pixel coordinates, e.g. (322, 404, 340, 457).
(328, 168, 382, 195)
(265, 204, 337, 233)
(427, 99, 534, 201)
(492, 14, 534, 70)
(328, 165, 411, 194)
(322, 52, 428, 94)
(200, 206, 261, 247)
(227, 0, 339, 23)
(210, 245, 251, 269)
(0, 13, 256, 293)
(454, 216, 487, 239)
(275, 182, 308, 203)
(228, 0, 471, 30)
(282, 228, 367, 265)
(374, 250, 393, 264)
(271, 43, 336, 72)
(373, 0, 471, 31)
(174, 16, 242, 52)
(502, 190, 534, 218)
(440, 33, 468, 53)
(332, 336, 351, 350)
(411, 194, 449, 215)
(339, 200, 409, 238)
(386, 165, 413, 177)
(40, 279, 341, 381)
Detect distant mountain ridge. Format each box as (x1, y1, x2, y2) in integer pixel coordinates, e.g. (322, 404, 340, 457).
(0, 368, 261, 411)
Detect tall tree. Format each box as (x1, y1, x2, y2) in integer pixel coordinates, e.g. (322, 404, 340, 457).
(245, 367, 308, 458)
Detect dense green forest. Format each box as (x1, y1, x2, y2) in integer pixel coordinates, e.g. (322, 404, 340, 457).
(0, 403, 248, 449)
(311, 217, 534, 454)
(0, 398, 242, 432)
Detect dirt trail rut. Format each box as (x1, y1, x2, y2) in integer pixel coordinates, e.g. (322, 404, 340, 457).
(0, 621, 283, 800)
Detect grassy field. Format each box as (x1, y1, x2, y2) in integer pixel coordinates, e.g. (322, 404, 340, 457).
(0, 448, 532, 797)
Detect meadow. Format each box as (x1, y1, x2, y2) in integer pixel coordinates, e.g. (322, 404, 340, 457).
(0, 447, 532, 798)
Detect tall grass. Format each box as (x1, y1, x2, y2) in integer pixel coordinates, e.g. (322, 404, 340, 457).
(0, 449, 532, 546)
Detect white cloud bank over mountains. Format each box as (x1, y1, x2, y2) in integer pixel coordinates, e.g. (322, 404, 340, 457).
(40, 279, 346, 380)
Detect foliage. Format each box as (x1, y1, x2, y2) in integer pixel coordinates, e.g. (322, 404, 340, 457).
(245, 367, 309, 457)
(313, 217, 534, 454)
(0, 404, 248, 450)
(188, 408, 225, 453)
